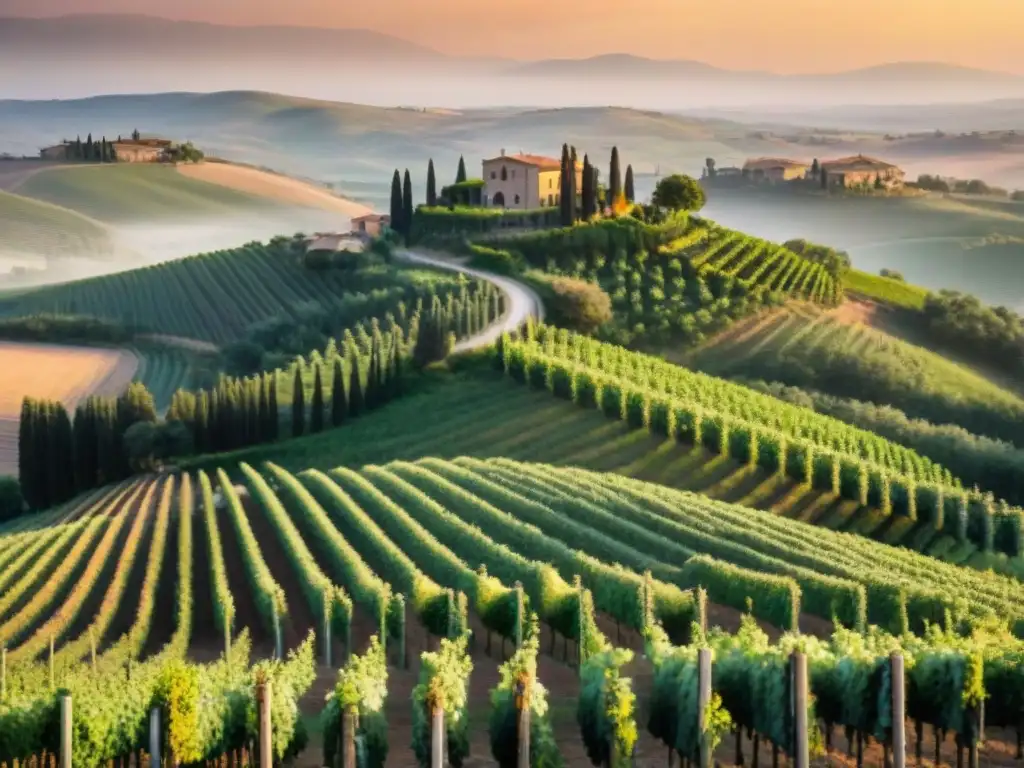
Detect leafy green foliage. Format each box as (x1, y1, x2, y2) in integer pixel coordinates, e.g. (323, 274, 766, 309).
(578, 647, 638, 768)
(412, 634, 474, 768)
(652, 174, 706, 212)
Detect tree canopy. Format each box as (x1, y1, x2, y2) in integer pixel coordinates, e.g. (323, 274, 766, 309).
(651, 174, 705, 212)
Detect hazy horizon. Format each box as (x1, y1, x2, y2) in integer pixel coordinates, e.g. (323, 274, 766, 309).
(1, 0, 1022, 75)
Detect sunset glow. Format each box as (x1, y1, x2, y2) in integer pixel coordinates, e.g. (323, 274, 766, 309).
(3, 0, 1023, 73)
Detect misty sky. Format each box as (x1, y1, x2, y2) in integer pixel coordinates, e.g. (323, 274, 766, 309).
(1, 0, 1022, 74)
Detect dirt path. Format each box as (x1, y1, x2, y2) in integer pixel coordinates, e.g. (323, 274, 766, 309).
(213, 489, 273, 657)
(240, 494, 317, 654)
(188, 493, 220, 661)
(397, 249, 545, 352)
(99, 478, 159, 652)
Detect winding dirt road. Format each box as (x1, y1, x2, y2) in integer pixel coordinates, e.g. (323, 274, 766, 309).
(396, 249, 544, 351)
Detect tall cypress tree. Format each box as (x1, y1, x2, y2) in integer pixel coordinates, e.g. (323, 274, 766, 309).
(268, 376, 280, 441)
(624, 164, 635, 203)
(609, 146, 622, 204)
(426, 159, 437, 207)
(388, 330, 402, 398)
(310, 365, 325, 434)
(559, 144, 572, 227)
(348, 355, 365, 417)
(331, 359, 347, 427)
(582, 155, 595, 220)
(247, 379, 261, 445)
(402, 169, 414, 244)
(569, 146, 579, 222)
(389, 170, 403, 239)
(456, 155, 467, 183)
(291, 367, 306, 438)
(18, 398, 36, 509)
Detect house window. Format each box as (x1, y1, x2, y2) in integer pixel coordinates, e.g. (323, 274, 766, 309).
(490, 171, 496, 179)
(514, 194, 521, 205)
(501, 166, 508, 181)
(548, 194, 554, 205)
(549, 179, 553, 189)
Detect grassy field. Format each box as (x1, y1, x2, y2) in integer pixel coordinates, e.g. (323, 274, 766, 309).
(0, 189, 126, 268)
(14, 164, 278, 222)
(184, 370, 1023, 578)
(843, 268, 931, 310)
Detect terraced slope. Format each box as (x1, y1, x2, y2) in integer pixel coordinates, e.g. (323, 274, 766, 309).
(689, 303, 1024, 446)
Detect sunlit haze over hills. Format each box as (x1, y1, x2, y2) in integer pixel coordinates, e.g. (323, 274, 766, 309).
(1, 0, 1023, 107)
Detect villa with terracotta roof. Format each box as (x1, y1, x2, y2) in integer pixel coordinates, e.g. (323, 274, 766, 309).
(742, 157, 811, 183)
(821, 155, 905, 189)
(482, 150, 583, 210)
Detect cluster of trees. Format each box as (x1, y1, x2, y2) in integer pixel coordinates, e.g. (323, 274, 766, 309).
(920, 290, 1024, 380)
(782, 239, 851, 279)
(58, 133, 118, 163)
(559, 144, 637, 227)
(914, 174, 1010, 196)
(18, 383, 159, 510)
(651, 174, 705, 213)
(389, 169, 415, 243)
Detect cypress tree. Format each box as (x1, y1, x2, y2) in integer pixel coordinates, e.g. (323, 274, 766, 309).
(291, 367, 306, 438)
(18, 398, 36, 509)
(625, 164, 635, 203)
(310, 365, 325, 434)
(256, 378, 268, 441)
(569, 146, 578, 222)
(72, 403, 89, 493)
(402, 169, 414, 244)
(268, 376, 280, 441)
(53, 405, 74, 503)
(559, 144, 572, 227)
(388, 330, 402, 398)
(609, 146, 622, 204)
(331, 359, 347, 427)
(456, 155, 467, 184)
(426, 159, 437, 207)
(195, 391, 209, 454)
(389, 170, 403, 238)
(582, 155, 595, 220)
(247, 379, 261, 445)
(348, 355, 365, 417)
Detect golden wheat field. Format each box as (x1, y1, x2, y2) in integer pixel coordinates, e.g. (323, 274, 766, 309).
(0, 342, 138, 476)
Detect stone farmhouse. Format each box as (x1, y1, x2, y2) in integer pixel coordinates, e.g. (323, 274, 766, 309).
(351, 213, 390, 238)
(482, 150, 583, 210)
(111, 138, 172, 163)
(739, 154, 905, 189)
(821, 155, 905, 189)
(741, 157, 810, 183)
(39, 137, 172, 163)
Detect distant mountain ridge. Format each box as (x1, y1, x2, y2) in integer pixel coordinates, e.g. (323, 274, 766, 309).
(3, 14, 1021, 83)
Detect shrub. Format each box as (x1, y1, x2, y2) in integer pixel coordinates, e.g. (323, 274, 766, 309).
(467, 245, 525, 276)
(530, 275, 613, 335)
(0, 478, 25, 522)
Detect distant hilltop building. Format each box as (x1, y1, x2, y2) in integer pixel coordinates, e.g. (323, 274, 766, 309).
(731, 154, 905, 190)
(482, 150, 583, 210)
(741, 157, 811, 183)
(111, 137, 172, 163)
(38, 130, 187, 164)
(350, 213, 391, 238)
(820, 155, 905, 189)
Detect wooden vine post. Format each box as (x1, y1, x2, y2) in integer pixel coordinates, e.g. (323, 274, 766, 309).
(1, 643, 5, 700)
(515, 676, 532, 768)
(791, 651, 809, 768)
(891, 652, 906, 768)
(697, 648, 712, 768)
(150, 707, 162, 768)
(272, 603, 283, 660)
(514, 582, 525, 650)
(59, 693, 72, 768)
(341, 706, 357, 768)
(323, 589, 333, 667)
(431, 704, 446, 768)
(258, 681, 273, 768)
